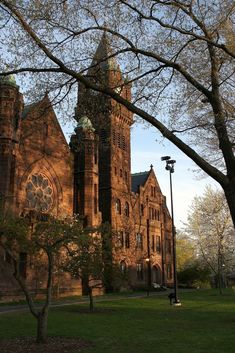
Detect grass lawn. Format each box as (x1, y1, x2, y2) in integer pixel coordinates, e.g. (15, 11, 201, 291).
(0, 289, 235, 353)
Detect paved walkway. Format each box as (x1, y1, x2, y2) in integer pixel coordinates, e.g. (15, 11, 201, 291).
(0, 290, 177, 315)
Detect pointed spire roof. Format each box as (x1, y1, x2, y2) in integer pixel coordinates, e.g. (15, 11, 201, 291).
(89, 31, 121, 74)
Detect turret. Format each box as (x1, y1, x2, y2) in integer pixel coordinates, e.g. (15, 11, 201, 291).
(0, 75, 23, 206)
(70, 116, 101, 226)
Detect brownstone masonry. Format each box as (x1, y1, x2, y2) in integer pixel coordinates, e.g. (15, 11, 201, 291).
(0, 34, 173, 300)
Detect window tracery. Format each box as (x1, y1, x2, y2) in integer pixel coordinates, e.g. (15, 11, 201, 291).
(26, 173, 54, 213)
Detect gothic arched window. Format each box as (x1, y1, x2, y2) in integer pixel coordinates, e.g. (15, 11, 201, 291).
(136, 233, 143, 250)
(125, 232, 130, 248)
(115, 199, 121, 214)
(124, 202, 129, 217)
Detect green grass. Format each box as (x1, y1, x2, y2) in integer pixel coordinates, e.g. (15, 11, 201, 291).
(0, 289, 235, 353)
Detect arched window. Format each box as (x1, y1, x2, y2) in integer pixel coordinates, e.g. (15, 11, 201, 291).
(156, 236, 161, 253)
(125, 232, 130, 248)
(152, 234, 155, 251)
(124, 202, 129, 217)
(140, 204, 144, 216)
(136, 233, 143, 250)
(153, 265, 162, 284)
(115, 199, 121, 214)
(26, 173, 53, 213)
(113, 130, 116, 145)
(120, 231, 124, 248)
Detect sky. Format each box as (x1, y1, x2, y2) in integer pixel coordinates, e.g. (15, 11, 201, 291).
(62, 118, 219, 230)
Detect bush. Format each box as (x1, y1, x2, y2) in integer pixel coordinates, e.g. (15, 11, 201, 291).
(177, 262, 211, 288)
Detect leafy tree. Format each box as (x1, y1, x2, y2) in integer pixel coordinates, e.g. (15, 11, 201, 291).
(176, 230, 210, 287)
(184, 186, 235, 293)
(63, 221, 128, 310)
(177, 261, 211, 288)
(0, 1, 235, 226)
(0, 209, 84, 343)
(176, 230, 196, 272)
(63, 231, 104, 312)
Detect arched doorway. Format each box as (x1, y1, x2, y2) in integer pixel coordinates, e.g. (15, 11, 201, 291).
(152, 265, 162, 284)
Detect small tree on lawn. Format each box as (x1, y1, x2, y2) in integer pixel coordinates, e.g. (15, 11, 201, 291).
(0, 208, 84, 343)
(64, 230, 104, 312)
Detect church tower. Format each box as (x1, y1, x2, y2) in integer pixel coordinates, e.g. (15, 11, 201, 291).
(0, 76, 23, 209)
(76, 33, 133, 224)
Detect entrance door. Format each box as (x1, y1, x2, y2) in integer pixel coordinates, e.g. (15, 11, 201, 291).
(152, 265, 161, 284)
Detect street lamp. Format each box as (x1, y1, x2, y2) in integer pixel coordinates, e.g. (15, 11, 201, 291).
(146, 196, 151, 296)
(161, 156, 181, 306)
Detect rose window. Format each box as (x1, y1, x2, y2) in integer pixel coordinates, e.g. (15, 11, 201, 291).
(26, 173, 54, 212)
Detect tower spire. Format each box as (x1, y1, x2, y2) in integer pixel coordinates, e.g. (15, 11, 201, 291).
(89, 31, 121, 77)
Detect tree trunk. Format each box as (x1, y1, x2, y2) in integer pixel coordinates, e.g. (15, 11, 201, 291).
(223, 180, 235, 228)
(36, 311, 48, 343)
(217, 260, 223, 295)
(88, 287, 94, 312)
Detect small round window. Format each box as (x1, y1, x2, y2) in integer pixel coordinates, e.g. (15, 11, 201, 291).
(26, 173, 54, 213)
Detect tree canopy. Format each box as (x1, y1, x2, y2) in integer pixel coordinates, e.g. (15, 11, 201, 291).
(0, 209, 86, 343)
(184, 186, 235, 291)
(0, 0, 234, 225)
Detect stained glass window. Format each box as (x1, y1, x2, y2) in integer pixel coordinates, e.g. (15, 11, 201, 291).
(26, 173, 53, 213)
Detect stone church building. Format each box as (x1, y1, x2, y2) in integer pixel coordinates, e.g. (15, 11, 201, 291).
(0, 34, 173, 298)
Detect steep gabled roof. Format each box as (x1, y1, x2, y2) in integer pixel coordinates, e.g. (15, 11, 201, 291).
(22, 95, 51, 120)
(22, 101, 39, 119)
(21, 95, 69, 147)
(131, 171, 149, 193)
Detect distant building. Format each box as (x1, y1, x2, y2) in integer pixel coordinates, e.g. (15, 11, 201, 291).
(0, 33, 173, 299)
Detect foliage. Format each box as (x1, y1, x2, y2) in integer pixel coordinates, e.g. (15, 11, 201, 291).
(0, 0, 234, 225)
(177, 261, 211, 288)
(176, 230, 196, 272)
(0, 209, 29, 254)
(184, 186, 235, 292)
(176, 230, 211, 288)
(63, 230, 104, 311)
(0, 209, 85, 343)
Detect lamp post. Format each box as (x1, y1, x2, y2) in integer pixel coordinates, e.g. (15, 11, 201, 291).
(161, 156, 181, 306)
(146, 196, 151, 296)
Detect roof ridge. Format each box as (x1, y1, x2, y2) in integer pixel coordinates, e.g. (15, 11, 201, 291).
(131, 171, 149, 176)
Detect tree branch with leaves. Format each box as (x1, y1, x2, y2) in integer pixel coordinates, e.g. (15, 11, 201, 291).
(0, 0, 234, 226)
